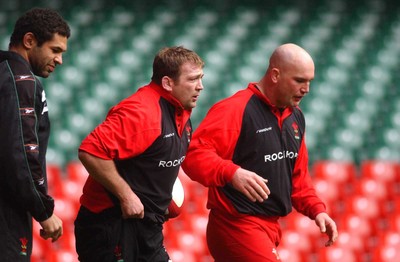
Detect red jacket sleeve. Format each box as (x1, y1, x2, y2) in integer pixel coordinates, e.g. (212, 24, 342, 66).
(291, 136, 326, 219)
(182, 95, 248, 187)
(79, 94, 161, 160)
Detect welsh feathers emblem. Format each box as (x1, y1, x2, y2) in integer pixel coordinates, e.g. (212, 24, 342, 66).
(292, 122, 300, 140)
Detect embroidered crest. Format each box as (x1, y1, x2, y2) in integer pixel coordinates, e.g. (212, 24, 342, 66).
(114, 245, 124, 262)
(20, 237, 28, 256)
(292, 122, 300, 140)
(185, 124, 192, 143)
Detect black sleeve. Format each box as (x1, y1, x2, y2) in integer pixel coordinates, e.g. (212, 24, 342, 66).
(0, 58, 54, 222)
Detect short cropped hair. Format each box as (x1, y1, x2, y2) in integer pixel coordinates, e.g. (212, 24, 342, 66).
(9, 7, 70, 48)
(151, 46, 204, 85)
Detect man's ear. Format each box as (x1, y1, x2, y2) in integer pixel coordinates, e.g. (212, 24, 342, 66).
(161, 76, 173, 92)
(271, 68, 280, 83)
(22, 32, 36, 49)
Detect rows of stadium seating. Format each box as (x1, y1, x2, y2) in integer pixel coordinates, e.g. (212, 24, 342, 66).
(1, 0, 399, 166)
(31, 160, 400, 262)
(1, 0, 400, 261)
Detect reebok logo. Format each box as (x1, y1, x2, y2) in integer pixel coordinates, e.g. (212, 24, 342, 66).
(163, 133, 175, 138)
(15, 75, 34, 81)
(256, 127, 272, 133)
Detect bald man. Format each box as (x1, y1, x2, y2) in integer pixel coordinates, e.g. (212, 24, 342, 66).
(182, 43, 338, 261)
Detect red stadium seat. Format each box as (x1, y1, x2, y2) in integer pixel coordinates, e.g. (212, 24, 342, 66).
(46, 164, 65, 198)
(176, 230, 207, 255)
(360, 160, 400, 183)
(281, 211, 320, 240)
(167, 248, 197, 262)
(189, 214, 208, 237)
(63, 179, 83, 213)
(354, 177, 387, 201)
(360, 160, 400, 199)
(313, 177, 339, 212)
(53, 197, 77, 223)
(66, 161, 89, 186)
(334, 230, 365, 255)
(345, 195, 380, 220)
(318, 246, 357, 262)
(372, 245, 400, 261)
(280, 230, 312, 253)
(312, 160, 357, 185)
(312, 161, 357, 199)
(276, 246, 302, 262)
(378, 231, 400, 248)
(388, 213, 400, 231)
(337, 214, 372, 238)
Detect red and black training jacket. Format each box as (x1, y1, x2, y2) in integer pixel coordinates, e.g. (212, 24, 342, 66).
(79, 82, 192, 223)
(182, 83, 325, 219)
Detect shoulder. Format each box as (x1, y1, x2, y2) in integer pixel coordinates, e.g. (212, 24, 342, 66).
(210, 89, 253, 114)
(107, 86, 162, 127)
(0, 51, 31, 75)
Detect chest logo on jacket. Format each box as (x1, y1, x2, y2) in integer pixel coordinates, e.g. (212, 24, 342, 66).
(163, 132, 175, 138)
(292, 122, 300, 140)
(185, 124, 192, 143)
(256, 127, 272, 133)
(264, 150, 298, 162)
(159, 156, 186, 167)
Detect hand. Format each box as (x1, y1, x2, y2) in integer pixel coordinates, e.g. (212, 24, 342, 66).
(119, 190, 145, 219)
(315, 212, 338, 246)
(39, 214, 63, 242)
(231, 168, 270, 202)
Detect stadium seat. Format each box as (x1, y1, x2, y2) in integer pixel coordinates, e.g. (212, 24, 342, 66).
(313, 177, 339, 211)
(354, 177, 388, 201)
(345, 195, 381, 220)
(378, 231, 400, 249)
(312, 160, 356, 198)
(317, 246, 357, 262)
(63, 179, 83, 212)
(281, 211, 320, 241)
(334, 230, 365, 256)
(189, 214, 208, 237)
(279, 230, 312, 253)
(372, 245, 400, 262)
(312, 160, 357, 185)
(53, 197, 77, 223)
(388, 213, 400, 232)
(176, 231, 207, 255)
(46, 164, 65, 199)
(66, 161, 89, 185)
(167, 248, 196, 262)
(337, 213, 372, 238)
(360, 160, 400, 183)
(276, 246, 302, 262)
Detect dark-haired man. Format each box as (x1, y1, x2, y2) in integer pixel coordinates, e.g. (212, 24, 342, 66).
(0, 7, 70, 261)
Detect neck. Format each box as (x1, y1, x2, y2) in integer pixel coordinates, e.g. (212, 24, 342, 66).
(9, 46, 29, 61)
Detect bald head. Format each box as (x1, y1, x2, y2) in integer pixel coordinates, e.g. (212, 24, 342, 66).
(268, 43, 314, 72)
(258, 43, 315, 108)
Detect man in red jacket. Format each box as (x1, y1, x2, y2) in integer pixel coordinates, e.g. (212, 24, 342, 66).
(182, 43, 338, 261)
(74, 46, 204, 261)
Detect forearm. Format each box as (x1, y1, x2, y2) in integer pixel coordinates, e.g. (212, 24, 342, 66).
(78, 151, 133, 202)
